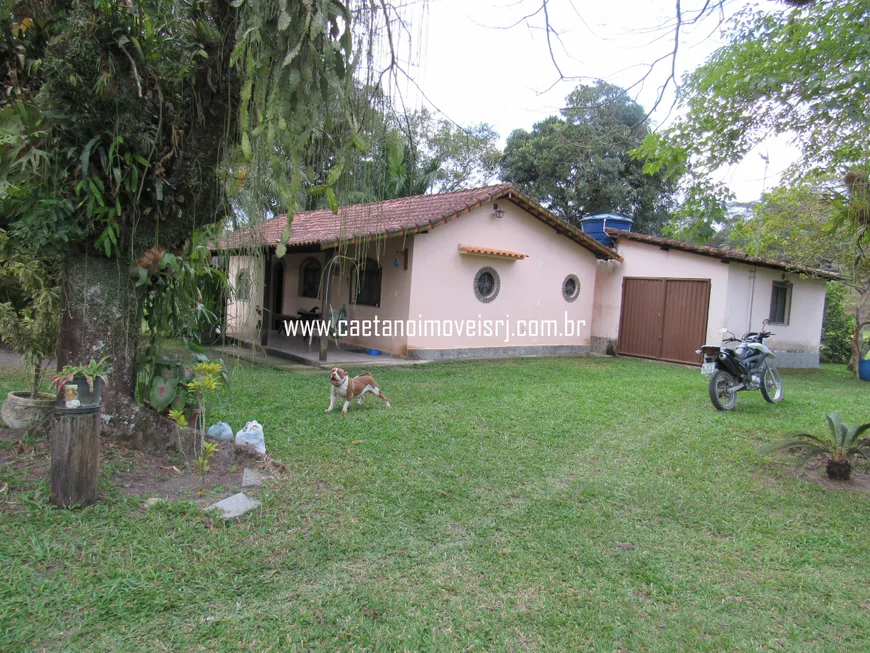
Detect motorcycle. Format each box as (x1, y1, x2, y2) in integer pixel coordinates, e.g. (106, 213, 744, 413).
(696, 319, 784, 410)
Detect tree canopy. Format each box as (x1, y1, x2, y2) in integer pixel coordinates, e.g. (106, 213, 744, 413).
(500, 81, 677, 235)
(638, 0, 870, 238)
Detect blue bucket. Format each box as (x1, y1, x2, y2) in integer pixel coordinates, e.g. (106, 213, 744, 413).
(859, 358, 870, 382)
(367, 349, 382, 357)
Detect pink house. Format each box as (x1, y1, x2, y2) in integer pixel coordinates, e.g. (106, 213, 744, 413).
(221, 184, 839, 367)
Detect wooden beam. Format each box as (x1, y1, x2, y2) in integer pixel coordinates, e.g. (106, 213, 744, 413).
(260, 248, 274, 347)
(319, 247, 335, 363)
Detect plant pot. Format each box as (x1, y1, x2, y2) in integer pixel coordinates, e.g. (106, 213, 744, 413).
(859, 358, 870, 382)
(61, 376, 103, 407)
(2, 391, 56, 429)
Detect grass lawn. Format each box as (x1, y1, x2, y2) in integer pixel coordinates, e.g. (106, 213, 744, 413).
(2, 355, 870, 651)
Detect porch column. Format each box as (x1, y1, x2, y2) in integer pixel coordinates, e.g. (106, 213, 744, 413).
(261, 247, 274, 347)
(319, 247, 335, 363)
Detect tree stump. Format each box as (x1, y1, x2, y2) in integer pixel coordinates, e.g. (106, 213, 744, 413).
(51, 408, 101, 508)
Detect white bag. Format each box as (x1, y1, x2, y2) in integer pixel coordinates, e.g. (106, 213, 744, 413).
(235, 420, 266, 455)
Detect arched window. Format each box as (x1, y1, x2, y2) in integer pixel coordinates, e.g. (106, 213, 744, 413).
(298, 257, 321, 299)
(235, 269, 251, 301)
(351, 258, 382, 307)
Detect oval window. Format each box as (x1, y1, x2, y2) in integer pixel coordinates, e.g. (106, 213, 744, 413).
(562, 274, 581, 302)
(474, 267, 500, 303)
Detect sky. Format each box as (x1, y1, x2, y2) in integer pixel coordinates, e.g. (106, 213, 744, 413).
(386, 0, 799, 202)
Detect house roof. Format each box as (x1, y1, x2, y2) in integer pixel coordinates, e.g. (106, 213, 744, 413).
(604, 228, 843, 281)
(219, 184, 621, 261)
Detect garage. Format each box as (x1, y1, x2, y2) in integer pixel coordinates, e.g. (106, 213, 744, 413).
(617, 277, 711, 365)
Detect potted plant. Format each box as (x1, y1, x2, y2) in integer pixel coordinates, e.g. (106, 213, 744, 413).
(758, 411, 870, 481)
(0, 246, 61, 429)
(51, 357, 113, 407)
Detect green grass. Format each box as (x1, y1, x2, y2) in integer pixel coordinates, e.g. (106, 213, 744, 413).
(2, 356, 870, 651)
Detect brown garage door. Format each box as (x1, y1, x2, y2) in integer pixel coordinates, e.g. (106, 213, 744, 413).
(618, 278, 711, 365)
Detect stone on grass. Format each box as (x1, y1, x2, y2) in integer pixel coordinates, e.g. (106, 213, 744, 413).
(241, 468, 263, 488)
(143, 497, 163, 509)
(206, 492, 261, 519)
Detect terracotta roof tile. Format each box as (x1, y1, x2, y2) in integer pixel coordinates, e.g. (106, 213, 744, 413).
(219, 184, 621, 261)
(458, 245, 528, 260)
(605, 228, 843, 280)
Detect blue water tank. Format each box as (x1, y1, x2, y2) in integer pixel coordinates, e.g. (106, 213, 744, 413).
(579, 214, 633, 247)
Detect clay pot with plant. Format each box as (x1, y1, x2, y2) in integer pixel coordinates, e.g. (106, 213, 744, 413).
(0, 246, 62, 429)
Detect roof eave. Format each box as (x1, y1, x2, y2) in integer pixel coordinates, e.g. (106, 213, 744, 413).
(606, 229, 843, 281)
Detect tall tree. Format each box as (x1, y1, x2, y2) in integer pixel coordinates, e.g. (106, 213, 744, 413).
(637, 0, 870, 239)
(0, 0, 392, 441)
(500, 81, 677, 235)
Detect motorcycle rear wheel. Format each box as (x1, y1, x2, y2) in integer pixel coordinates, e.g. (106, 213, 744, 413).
(760, 365, 784, 403)
(709, 369, 738, 410)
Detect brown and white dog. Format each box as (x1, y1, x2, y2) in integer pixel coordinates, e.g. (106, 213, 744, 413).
(326, 368, 391, 414)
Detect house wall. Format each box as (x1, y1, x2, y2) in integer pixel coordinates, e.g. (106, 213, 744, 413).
(590, 238, 827, 367)
(405, 201, 598, 359)
(591, 239, 730, 353)
(725, 265, 826, 368)
(276, 237, 415, 356)
(225, 255, 264, 340)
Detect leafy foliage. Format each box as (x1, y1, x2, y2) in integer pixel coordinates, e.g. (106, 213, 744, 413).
(194, 440, 218, 492)
(500, 82, 678, 234)
(51, 356, 113, 393)
(0, 237, 61, 397)
(820, 282, 855, 365)
(638, 0, 870, 238)
(759, 411, 870, 480)
(149, 376, 178, 413)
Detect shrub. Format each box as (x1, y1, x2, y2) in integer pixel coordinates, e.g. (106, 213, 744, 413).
(820, 282, 854, 364)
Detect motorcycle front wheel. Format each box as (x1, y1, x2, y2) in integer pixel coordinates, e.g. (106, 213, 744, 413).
(709, 369, 738, 410)
(760, 365, 784, 403)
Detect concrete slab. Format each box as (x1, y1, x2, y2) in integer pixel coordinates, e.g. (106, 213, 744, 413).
(206, 492, 261, 519)
(241, 468, 264, 488)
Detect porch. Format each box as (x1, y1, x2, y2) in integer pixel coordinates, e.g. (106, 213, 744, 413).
(228, 330, 424, 368)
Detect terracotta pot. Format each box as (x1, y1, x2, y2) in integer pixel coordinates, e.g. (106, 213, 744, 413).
(2, 391, 56, 429)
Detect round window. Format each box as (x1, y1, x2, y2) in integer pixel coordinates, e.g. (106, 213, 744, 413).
(562, 274, 581, 302)
(474, 267, 500, 303)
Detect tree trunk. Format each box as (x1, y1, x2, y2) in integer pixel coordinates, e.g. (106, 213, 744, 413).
(51, 409, 100, 507)
(57, 250, 179, 452)
(57, 251, 141, 407)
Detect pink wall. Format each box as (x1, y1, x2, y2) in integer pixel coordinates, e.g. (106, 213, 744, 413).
(724, 265, 826, 354)
(406, 201, 599, 354)
(591, 238, 827, 364)
(592, 239, 730, 346)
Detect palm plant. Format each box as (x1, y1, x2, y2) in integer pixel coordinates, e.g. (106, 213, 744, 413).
(759, 412, 870, 480)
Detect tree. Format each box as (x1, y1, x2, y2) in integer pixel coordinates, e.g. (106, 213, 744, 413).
(500, 81, 677, 235)
(399, 109, 500, 194)
(1, 0, 392, 443)
(638, 0, 870, 236)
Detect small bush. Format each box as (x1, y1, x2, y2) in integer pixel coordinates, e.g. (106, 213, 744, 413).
(820, 282, 854, 364)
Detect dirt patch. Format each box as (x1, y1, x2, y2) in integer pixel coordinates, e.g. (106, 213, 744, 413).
(785, 455, 870, 493)
(0, 427, 278, 506)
